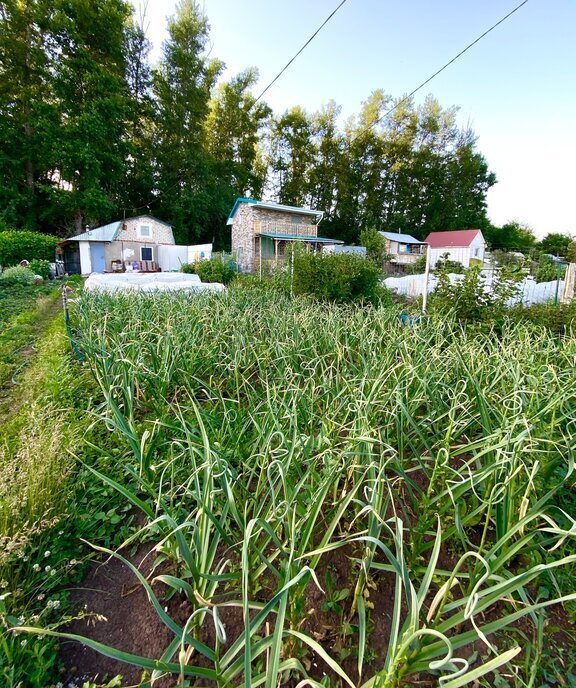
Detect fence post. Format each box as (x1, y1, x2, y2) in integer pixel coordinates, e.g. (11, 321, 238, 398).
(422, 243, 431, 314)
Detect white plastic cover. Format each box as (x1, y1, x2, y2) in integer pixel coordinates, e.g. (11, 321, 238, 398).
(84, 272, 226, 293)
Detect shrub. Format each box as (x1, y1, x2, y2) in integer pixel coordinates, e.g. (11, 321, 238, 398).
(0, 231, 59, 266)
(181, 258, 236, 284)
(534, 254, 564, 283)
(0, 266, 36, 286)
(292, 250, 381, 302)
(434, 253, 465, 273)
(359, 227, 388, 267)
(28, 259, 51, 280)
(510, 301, 576, 333)
(429, 264, 522, 323)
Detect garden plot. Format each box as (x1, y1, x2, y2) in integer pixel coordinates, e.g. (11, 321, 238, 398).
(15, 290, 576, 686)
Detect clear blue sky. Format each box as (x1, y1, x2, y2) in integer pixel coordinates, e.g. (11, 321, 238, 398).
(133, 0, 576, 238)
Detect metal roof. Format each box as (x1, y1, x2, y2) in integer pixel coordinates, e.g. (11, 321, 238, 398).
(64, 215, 173, 242)
(425, 229, 482, 248)
(379, 231, 424, 244)
(257, 232, 343, 244)
(227, 197, 323, 224)
(67, 221, 121, 242)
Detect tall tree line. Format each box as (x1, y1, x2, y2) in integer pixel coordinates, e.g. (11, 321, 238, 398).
(0, 0, 496, 246)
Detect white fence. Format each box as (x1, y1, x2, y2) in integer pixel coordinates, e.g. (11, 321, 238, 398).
(384, 271, 565, 306)
(157, 244, 213, 272)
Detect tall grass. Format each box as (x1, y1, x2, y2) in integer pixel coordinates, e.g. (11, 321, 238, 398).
(18, 289, 576, 686)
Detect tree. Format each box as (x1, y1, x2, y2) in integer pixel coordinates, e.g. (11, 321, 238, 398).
(152, 0, 223, 243)
(484, 221, 537, 252)
(45, 0, 134, 233)
(269, 106, 313, 207)
(359, 227, 387, 267)
(0, 0, 58, 231)
(538, 232, 573, 257)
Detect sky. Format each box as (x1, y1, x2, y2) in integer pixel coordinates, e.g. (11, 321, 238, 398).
(131, 0, 576, 239)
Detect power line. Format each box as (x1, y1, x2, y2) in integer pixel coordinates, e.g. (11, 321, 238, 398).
(253, 0, 350, 105)
(353, 0, 529, 139)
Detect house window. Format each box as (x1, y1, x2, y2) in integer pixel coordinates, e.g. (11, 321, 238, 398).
(138, 224, 152, 239)
(140, 246, 153, 261)
(474, 248, 480, 257)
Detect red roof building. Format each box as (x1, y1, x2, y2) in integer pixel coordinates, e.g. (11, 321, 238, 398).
(425, 229, 482, 248)
(424, 229, 486, 269)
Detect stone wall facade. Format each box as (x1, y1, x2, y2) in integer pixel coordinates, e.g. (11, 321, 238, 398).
(104, 216, 174, 269)
(231, 204, 319, 273)
(118, 216, 175, 244)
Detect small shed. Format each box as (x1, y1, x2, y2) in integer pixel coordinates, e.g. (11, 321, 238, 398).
(59, 215, 177, 274)
(379, 231, 426, 264)
(424, 229, 486, 269)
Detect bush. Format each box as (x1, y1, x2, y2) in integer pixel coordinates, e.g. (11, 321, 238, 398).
(534, 255, 564, 283)
(359, 227, 388, 267)
(292, 251, 381, 303)
(434, 253, 465, 273)
(429, 264, 522, 323)
(28, 259, 51, 280)
(510, 301, 576, 334)
(0, 266, 36, 286)
(0, 230, 59, 266)
(181, 258, 236, 285)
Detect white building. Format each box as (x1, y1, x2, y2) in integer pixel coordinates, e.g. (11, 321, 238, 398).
(424, 229, 486, 269)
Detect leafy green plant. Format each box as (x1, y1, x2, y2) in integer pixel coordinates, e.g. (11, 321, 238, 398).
(28, 259, 51, 280)
(292, 250, 381, 302)
(0, 231, 59, 267)
(181, 257, 236, 284)
(0, 265, 36, 286)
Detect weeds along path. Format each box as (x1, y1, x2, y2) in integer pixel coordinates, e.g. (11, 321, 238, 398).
(0, 286, 62, 418)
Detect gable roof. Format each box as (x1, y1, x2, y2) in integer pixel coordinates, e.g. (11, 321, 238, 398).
(425, 229, 482, 248)
(65, 214, 172, 242)
(227, 197, 323, 225)
(379, 231, 424, 244)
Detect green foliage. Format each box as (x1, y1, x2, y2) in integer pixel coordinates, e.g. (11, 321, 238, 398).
(566, 240, 576, 264)
(292, 251, 381, 302)
(0, 266, 36, 286)
(484, 221, 537, 252)
(430, 264, 522, 322)
(510, 300, 576, 333)
(0, 1, 497, 247)
(538, 232, 573, 257)
(535, 255, 564, 283)
(0, 231, 59, 266)
(434, 253, 465, 273)
(28, 259, 51, 279)
(359, 227, 388, 267)
(181, 257, 236, 284)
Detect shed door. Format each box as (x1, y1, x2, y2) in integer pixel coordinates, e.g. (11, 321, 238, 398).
(90, 243, 106, 272)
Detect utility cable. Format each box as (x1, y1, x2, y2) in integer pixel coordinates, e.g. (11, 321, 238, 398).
(353, 0, 529, 139)
(253, 0, 350, 104)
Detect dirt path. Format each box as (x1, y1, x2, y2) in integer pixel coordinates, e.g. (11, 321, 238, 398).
(0, 290, 63, 420)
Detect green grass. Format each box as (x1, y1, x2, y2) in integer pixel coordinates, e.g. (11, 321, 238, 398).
(5, 288, 576, 686)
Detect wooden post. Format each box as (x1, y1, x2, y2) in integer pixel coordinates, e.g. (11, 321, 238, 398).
(422, 243, 431, 314)
(274, 239, 278, 267)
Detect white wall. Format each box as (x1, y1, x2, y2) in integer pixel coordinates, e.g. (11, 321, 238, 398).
(188, 244, 212, 263)
(429, 246, 471, 268)
(157, 245, 188, 272)
(79, 241, 92, 274)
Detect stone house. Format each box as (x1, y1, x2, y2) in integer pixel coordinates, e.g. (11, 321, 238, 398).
(227, 198, 343, 273)
(59, 215, 176, 274)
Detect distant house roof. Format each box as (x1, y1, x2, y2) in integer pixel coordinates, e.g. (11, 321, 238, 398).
(379, 231, 424, 245)
(425, 229, 482, 248)
(227, 197, 323, 225)
(257, 232, 343, 244)
(64, 215, 172, 242)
